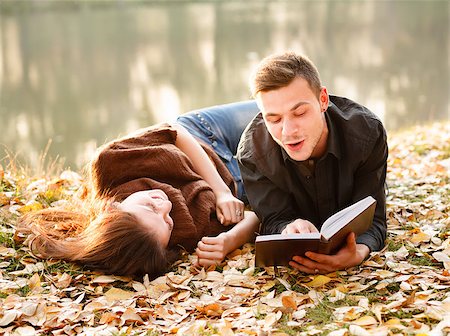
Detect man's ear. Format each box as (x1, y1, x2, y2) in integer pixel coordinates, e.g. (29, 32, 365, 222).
(319, 86, 329, 112)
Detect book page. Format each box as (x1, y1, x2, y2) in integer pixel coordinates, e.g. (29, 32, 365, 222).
(256, 232, 321, 242)
(321, 196, 376, 239)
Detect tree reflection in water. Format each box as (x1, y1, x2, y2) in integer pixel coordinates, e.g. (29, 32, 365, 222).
(0, 1, 448, 170)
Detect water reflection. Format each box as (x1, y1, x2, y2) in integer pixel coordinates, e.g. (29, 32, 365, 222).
(0, 1, 448, 170)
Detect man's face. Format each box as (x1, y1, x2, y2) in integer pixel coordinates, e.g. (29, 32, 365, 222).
(256, 77, 329, 161)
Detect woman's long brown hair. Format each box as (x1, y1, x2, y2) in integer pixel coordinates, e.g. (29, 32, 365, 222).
(19, 197, 178, 278)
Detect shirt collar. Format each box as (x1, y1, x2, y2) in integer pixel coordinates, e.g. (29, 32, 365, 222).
(281, 103, 342, 163)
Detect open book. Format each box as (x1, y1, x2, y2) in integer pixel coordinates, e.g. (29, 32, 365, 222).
(255, 196, 376, 267)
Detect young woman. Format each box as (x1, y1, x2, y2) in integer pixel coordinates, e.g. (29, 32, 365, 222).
(20, 101, 260, 278)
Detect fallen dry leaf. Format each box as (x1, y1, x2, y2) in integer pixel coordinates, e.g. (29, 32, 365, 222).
(304, 275, 332, 287)
(0, 122, 449, 335)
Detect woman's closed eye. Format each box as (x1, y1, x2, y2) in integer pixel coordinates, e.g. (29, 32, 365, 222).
(145, 202, 158, 212)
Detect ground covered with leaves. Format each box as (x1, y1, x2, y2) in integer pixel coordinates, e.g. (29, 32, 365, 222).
(1, 122, 449, 336)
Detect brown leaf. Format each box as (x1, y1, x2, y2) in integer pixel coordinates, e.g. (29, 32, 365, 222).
(120, 307, 143, 325)
(281, 294, 297, 310)
(55, 273, 72, 289)
(0, 192, 9, 206)
(104, 287, 135, 302)
(197, 303, 223, 317)
(402, 290, 416, 307)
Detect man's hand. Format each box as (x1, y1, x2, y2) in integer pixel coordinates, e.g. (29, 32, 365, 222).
(289, 233, 370, 274)
(282, 219, 318, 234)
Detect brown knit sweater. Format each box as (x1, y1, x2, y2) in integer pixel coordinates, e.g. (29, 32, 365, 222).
(89, 124, 235, 252)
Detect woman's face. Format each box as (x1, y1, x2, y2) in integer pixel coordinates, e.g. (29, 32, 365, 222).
(118, 189, 174, 247)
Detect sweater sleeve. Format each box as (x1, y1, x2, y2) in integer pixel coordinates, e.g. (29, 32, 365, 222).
(89, 124, 179, 198)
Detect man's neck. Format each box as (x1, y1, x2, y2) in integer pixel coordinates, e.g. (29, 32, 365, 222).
(310, 118, 329, 159)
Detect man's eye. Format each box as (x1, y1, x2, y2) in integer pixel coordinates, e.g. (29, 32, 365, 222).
(268, 119, 281, 124)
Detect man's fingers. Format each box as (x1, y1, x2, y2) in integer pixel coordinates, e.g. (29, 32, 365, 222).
(304, 251, 334, 264)
(292, 255, 319, 269)
(346, 232, 357, 249)
(289, 260, 317, 274)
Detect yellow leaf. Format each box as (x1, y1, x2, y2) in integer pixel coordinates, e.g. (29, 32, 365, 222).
(28, 273, 42, 293)
(352, 315, 378, 326)
(343, 308, 362, 321)
(304, 275, 331, 287)
(104, 287, 135, 302)
(384, 318, 405, 329)
(410, 231, 430, 244)
(18, 201, 43, 213)
(261, 280, 276, 291)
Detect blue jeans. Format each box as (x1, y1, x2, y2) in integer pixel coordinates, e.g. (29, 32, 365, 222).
(177, 100, 259, 204)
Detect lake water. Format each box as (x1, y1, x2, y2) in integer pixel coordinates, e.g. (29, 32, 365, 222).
(1, 1, 449, 170)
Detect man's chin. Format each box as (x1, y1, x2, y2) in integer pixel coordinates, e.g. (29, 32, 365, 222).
(285, 149, 310, 162)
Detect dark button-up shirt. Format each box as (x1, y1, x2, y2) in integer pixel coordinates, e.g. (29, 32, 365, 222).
(237, 95, 388, 252)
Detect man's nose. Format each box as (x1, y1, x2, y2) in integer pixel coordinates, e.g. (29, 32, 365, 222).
(281, 118, 297, 137)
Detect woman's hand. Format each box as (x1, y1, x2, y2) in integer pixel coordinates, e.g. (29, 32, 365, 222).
(215, 191, 245, 225)
(196, 211, 259, 267)
(196, 232, 232, 266)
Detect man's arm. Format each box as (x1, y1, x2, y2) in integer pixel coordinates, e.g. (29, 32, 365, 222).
(290, 119, 388, 274)
(237, 156, 300, 234)
(352, 120, 388, 252)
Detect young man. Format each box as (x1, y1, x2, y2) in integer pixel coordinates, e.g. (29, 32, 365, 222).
(237, 52, 388, 274)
